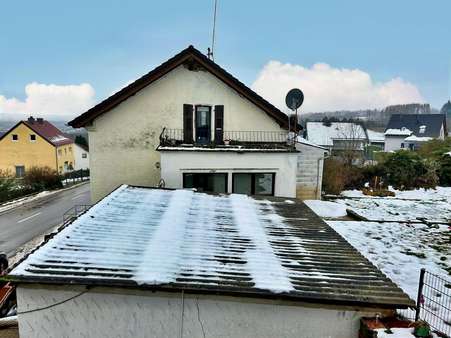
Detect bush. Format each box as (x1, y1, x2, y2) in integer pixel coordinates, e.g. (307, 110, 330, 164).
(438, 154, 451, 186)
(322, 158, 347, 195)
(23, 166, 62, 191)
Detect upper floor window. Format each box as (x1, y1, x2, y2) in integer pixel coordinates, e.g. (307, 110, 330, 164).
(419, 125, 426, 134)
(69, 146, 72, 152)
(58, 149, 62, 156)
(82, 153, 87, 158)
(30, 134, 36, 142)
(195, 106, 212, 144)
(12, 134, 18, 141)
(183, 104, 224, 144)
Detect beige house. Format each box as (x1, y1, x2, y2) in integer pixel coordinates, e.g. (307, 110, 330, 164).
(69, 46, 325, 202)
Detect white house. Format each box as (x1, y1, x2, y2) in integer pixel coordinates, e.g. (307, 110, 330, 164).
(384, 114, 447, 152)
(9, 185, 413, 338)
(73, 143, 89, 170)
(69, 46, 324, 202)
(305, 121, 368, 154)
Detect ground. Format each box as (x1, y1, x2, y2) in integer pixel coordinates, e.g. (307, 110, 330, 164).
(305, 187, 451, 336)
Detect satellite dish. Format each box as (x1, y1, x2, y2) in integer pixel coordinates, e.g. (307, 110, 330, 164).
(285, 88, 304, 111)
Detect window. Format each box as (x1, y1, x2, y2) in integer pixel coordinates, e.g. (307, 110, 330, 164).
(64, 148, 67, 154)
(233, 173, 275, 196)
(419, 125, 426, 134)
(401, 143, 405, 149)
(69, 146, 72, 152)
(58, 149, 62, 156)
(12, 134, 18, 141)
(30, 134, 36, 142)
(183, 173, 227, 193)
(195, 105, 212, 144)
(82, 153, 87, 158)
(15, 166, 25, 178)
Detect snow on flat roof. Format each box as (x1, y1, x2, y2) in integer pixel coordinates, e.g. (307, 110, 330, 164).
(385, 128, 412, 136)
(366, 129, 385, 142)
(403, 135, 432, 142)
(10, 185, 413, 307)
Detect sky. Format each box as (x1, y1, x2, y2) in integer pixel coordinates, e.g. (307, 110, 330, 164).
(1, 0, 450, 120)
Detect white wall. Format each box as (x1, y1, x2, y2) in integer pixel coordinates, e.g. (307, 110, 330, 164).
(160, 150, 297, 197)
(295, 143, 326, 200)
(88, 65, 285, 201)
(17, 285, 388, 338)
(73, 144, 89, 170)
(384, 135, 405, 152)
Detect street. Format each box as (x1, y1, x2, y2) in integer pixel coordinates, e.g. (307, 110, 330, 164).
(0, 183, 91, 256)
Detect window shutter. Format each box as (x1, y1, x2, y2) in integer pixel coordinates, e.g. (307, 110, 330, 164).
(183, 104, 194, 143)
(214, 105, 224, 144)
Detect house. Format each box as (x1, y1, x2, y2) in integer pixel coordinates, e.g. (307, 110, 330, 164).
(69, 45, 324, 202)
(73, 143, 89, 170)
(366, 129, 385, 150)
(0, 117, 75, 177)
(9, 185, 413, 338)
(305, 121, 368, 154)
(384, 114, 447, 152)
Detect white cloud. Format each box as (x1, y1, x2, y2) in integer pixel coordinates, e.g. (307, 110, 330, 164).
(252, 61, 424, 113)
(0, 82, 95, 120)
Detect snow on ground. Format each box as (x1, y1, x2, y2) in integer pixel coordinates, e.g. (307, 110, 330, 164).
(304, 200, 348, 218)
(315, 186, 451, 335)
(0, 190, 55, 214)
(337, 187, 451, 222)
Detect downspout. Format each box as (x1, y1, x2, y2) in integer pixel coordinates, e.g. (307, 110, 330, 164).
(316, 151, 330, 199)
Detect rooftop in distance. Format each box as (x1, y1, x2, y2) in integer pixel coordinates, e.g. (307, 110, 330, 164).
(9, 185, 413, 308)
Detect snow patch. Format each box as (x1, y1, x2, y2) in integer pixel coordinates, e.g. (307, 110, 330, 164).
(304, 200, 348, 218)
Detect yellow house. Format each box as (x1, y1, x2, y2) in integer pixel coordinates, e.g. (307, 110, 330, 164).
(0, 117, 75, 177)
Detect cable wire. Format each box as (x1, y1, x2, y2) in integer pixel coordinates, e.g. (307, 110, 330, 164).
(17, 289, 89, 315)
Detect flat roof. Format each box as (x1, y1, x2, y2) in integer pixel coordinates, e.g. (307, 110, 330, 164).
(9, 185, 413, 308)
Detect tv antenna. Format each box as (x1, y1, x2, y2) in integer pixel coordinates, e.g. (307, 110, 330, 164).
(285, 88, 304, 135)
(208, 0, 218, 60)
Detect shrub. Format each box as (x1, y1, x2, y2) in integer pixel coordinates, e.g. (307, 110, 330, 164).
(438, 154, 451, 186)
(322, 158, 347, 195)
(23, 166, 62, 191)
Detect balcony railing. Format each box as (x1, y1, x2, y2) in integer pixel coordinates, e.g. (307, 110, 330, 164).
(159, 128, 294, 149)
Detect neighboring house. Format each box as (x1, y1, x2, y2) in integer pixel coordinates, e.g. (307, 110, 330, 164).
(305, 121, 368, 154)
(69, 45, 324, 202)
(9, 185, 413, 338)
(0, 116, 75, 177)
(73, 143, 89, 170)
(384, 114, 447, 152)
(366, 129, 385, 150)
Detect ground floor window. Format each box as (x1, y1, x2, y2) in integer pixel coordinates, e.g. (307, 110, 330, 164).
(183, 173, 227, 193)
(232, 173, 275, 196)
(15, 165, 25, 178)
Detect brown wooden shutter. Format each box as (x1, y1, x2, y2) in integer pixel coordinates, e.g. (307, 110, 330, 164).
(183, 104, 194, 143)
(214, 105, 224, 144)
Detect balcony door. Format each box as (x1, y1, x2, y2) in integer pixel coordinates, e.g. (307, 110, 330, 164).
(195, 106, 211, 144)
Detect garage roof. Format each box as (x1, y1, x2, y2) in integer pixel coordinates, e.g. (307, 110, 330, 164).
(9, 185, 413, 308)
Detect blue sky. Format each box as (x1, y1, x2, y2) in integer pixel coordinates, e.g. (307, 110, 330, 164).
(1, 0, 450, 119)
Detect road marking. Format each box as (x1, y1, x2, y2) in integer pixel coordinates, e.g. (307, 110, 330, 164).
(72, 194, 85, 200)
(17, 212, 42, 224)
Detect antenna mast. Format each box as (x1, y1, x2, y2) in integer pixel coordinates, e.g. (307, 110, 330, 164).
(208, 0, 218, 60)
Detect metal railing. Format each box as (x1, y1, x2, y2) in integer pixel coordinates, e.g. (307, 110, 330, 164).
(415, 269, 451, 337)
(159, 128, 291, 147)
(62, 205, 92, 225)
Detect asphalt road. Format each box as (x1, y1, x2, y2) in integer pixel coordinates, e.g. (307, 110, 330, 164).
(0, 182, 91, 256)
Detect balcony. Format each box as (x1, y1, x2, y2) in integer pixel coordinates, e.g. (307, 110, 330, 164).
(158, 128, 295, 151)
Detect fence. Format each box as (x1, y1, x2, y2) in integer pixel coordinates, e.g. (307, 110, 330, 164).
(62, 204, 92, 225)
(61, 169, 90, 186)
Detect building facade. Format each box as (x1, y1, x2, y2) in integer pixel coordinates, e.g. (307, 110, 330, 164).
(0, 117, 75, 176)
(69, 46, 324, 201)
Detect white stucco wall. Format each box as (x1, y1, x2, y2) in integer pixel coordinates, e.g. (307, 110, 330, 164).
(295, 143, 327, 200)
(384, 135, 405, 152)
(73, 144, 89, 170)
(87, 65, 285, 201)
(160, 150, 297, 197)
(17, 285, 388, 338)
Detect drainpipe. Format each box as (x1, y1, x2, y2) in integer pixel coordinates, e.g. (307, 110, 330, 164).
(316, 151, 330, 199)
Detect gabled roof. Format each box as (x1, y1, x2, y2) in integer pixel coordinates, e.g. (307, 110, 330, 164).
(69, 45, 289, 129)
(10, 185, 413, 308)
(385, 114, 446, 138)
(0, 118, 73, 147)
(306, 122, 367, 147)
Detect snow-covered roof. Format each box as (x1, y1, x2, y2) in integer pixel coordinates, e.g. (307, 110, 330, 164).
(10, 185, 412, 307)
(403, 135, 433, 142)
(366, 129, 385, 142)
(385, 128, 413, 136)
(296, 136, 328, 150)
(306, 122, 367, 147)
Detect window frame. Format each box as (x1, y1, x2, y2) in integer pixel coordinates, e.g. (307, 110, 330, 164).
(15, 165, 25, 178)
(11, 134, 18, 142)
(30, 134, 36, 142)
(182, 172, 228, 194)
(232, 172, 275, 196)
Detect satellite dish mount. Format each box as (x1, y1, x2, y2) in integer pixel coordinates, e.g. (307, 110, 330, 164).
(285, 88, 304, 135)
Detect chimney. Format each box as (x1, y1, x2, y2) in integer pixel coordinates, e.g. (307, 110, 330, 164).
(28, 116, 35, 124)
(37, 117, 44, 124)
